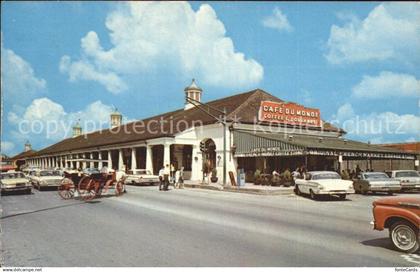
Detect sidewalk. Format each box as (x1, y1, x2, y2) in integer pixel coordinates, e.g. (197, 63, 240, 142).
(183, 180, 294, 195)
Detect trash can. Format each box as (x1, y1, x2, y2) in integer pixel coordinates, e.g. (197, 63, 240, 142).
(237, 168, 246, 187)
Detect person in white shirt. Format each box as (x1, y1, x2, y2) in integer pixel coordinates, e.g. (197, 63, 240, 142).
(158, 167, 165, 191)
(163, 164, 170, 191)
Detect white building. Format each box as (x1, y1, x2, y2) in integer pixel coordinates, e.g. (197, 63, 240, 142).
(26, 80, 416, 184)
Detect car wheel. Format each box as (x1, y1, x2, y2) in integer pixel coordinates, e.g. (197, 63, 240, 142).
(389, 221, 419, 253)
(387, 191, 393, 196)
(309, 189, 317, 200)
(338, 194, 346, 200)
(294, 185, 301, 196)
(131, 180, 135, 185)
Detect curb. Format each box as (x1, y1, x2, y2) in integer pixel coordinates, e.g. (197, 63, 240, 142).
(184, 183, 293, 195)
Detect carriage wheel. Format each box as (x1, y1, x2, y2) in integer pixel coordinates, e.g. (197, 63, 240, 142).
(78, 177, 96, 201)
(58, 178, 75, 200)
(115, 181, 124, 196)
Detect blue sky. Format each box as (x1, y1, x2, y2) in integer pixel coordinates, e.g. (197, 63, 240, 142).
(1, 2, 419, 156)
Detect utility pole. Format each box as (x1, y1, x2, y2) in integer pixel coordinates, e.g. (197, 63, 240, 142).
(186, 96, 228, 186)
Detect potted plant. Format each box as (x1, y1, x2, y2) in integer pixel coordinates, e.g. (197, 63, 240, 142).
(254, 169, 261, 185)
(210, 168, 218, 183)
(282, 169, 293, 187)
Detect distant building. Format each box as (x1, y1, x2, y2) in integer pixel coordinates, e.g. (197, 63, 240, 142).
(377, 142, 420, 153)
(8, 141, 37, 170)
(0, 154, 15, 172)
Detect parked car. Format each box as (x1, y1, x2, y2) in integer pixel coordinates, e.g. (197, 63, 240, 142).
(353, 172, 401, 195)
(30, 169, 63, 190)
(387, 170, 420, 191)
(0, 171, 32, 195)
(294, 171, 354, 200)
(22, 168, 39, 178)
(82, 168, 100, 175)
(372, 196, 419, 253)
(126, 169, 159, 185)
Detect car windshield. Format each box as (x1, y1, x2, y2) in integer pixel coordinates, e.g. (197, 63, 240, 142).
(134, 170, 150, 175)
(40, 170, 61, 176)
(1, 173, 25, 179)
(84, 168, 99, 174)
(395, 171, 420, 177)
(363, 173, 389, 179)
(311, 173, 341, 180)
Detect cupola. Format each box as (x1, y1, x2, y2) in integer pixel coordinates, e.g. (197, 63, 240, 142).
(72, 121, 82, 138)
(110, 108, 122, 128)
(24, 140, 32, 152)
(184, 79, 202, 110)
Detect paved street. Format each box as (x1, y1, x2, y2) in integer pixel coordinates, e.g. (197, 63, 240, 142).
(1, 186, 419, 267)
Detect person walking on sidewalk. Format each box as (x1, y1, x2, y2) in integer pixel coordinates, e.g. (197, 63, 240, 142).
(158, 166, 165, 191)
(163, 164, 170, 191)
(175, 167, 184, 189)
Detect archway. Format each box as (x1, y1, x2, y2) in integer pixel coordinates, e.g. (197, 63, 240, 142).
(201, 138, 216, 175)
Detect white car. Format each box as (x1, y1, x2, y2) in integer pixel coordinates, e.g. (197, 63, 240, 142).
(30, 169, 63, 190)
(295, 171, 355, 200)
(1, 171, 32, 195)
(126, 169, 159, 185)
(387, 170, 420, 191)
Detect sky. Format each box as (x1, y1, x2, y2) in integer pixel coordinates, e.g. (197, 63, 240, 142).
(1, 1, 419, 156)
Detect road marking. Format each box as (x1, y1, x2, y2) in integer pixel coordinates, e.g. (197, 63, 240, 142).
(401, 253, 420, 265)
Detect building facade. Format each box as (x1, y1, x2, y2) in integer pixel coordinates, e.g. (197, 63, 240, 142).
(25, 81, 417, 183)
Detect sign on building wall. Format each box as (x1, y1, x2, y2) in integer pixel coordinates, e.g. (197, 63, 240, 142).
(258, 101, 321, 127)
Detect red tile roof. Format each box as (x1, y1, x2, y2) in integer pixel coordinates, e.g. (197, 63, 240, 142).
(30, 89, 342, 157)
(377, 142, 420, 153)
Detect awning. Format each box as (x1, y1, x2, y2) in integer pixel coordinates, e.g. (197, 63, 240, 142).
(233, 130, 416, 160)
(1, 165, 16, 171)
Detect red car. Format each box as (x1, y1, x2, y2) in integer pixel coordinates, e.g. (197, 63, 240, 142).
(372, 196, 420, 253)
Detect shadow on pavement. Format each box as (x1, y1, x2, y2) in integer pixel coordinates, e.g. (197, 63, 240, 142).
(1, 190, 32, 196)
(297, 195, 352, 202)
(0, 201, 98, 220)
(361, 237, 394, 251)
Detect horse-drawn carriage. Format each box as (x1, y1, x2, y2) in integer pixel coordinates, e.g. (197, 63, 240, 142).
(58, 169, 126, 201)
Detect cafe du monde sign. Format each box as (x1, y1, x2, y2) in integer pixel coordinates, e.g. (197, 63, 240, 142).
(258, 101, 321, 127)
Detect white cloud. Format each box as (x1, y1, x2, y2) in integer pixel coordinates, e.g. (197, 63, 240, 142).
(352, 71, 420, 99)
(333, 103, 355, 121)
(331, 103, 420, 143)
(1, 141, 15, 154)
(405, 137, 416, 142)
(299, 89, 313, 105)
(12, 98, 114, 141)
(262, 7, 293, 32)
(325, 3, 420, 64)
(60, 2, 263, 92)
(1, 38, 47, 103)
(59, 56, 127, 94)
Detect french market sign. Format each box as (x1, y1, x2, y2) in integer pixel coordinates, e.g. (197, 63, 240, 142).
(258, 101, 321, 127)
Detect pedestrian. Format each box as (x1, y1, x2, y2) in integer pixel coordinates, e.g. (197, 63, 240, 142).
(350, 169, 356, 179)
(175, 167, 184, 189)
(301, 166, 308, 179)
(292, 167, 300, 180)
(355, 165, 361, 175)
(163, 164, 170, 191)
(158, 166, 165, 191)
(170, 163, 175, 185)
